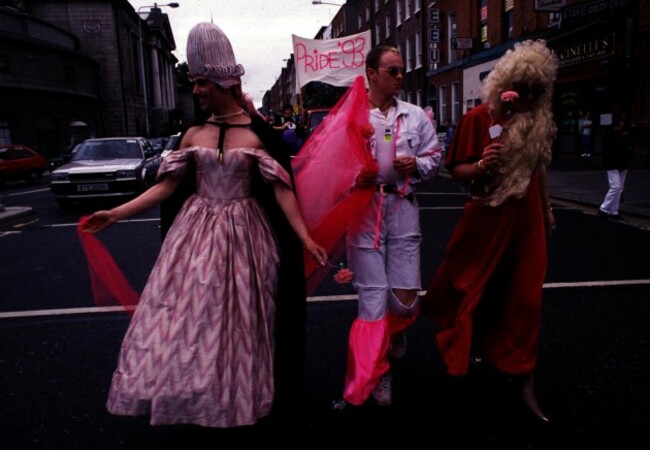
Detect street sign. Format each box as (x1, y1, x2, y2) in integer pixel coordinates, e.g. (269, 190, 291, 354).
(430, 28, 440, 43)
(534, 0, 565, 12)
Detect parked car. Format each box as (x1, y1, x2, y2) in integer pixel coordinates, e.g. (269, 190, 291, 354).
(48, 143, 80, 173)
(161, 132, 181, 156)
(147, 136, 168, 154)
(0, 144, 48, 185)
(50, 137, 161, 209)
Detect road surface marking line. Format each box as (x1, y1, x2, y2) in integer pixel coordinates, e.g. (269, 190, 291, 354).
(4, 188, 50, 196)
(2, 279, 649, 320)
(45, 218, 160, 228)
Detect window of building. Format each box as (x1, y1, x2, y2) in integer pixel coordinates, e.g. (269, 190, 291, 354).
(415, 31, 422, 68)
(417, 89, 423, 106)
(386, 12, 391, 38)
(396, 0, 402, 27)
(439, 85, 447, 123)
(549, 12, 561, 27)
(375, 22, 382, 44)
(374, 0, 379, 13)
(427, 84, 437, 112)
(414, 0, 421, 13)
(0, 118, 12, 145)
(408, 91, 415, 104)
(405, 0, 412, 20)
(448, 13, 457, 64)
(480, 0, 489, 48)
(503, 0, 514, 40)
(452, 82, 460, 123)
(406, 37, 411, 71)
(366, 4, 371, 23)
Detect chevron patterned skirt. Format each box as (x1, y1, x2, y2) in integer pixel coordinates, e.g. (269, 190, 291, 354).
(106, 195, 280, 428)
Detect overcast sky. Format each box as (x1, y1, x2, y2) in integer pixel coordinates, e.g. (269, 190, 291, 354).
(128, 0, 340, 108)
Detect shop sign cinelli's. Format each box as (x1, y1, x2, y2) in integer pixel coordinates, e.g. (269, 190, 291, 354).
(557, 33, 615, 67)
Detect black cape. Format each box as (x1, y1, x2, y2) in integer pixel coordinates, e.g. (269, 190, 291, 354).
(160, 115, 307, 423)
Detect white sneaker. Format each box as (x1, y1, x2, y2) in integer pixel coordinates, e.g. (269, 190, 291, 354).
(372, 373, 393, 406)
(390, 333, 407, 359)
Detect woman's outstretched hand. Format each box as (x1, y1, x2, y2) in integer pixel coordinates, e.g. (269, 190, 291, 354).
(80, 210, 118, 233)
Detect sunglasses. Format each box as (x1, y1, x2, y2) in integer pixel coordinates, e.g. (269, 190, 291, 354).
(378, 66, 406, 77)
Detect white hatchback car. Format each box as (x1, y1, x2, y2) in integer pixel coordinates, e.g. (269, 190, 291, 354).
(50, 137, 161, 210)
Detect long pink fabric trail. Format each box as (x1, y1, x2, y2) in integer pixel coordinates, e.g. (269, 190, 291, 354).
(77, 216, 139, 314)
(292, 75, 376, 294)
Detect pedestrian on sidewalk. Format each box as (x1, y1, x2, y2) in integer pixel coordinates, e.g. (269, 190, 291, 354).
(81, 22, 326, 432)
(420, 40, 558, 422)
(599, 115, 634, 219)
(578, 110, 593, 157)
(332, 45, 442, 410)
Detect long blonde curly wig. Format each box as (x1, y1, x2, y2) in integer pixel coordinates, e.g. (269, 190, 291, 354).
(481, 40, 558, 206)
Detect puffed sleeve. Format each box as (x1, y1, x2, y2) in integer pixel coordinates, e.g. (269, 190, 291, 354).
(240, 148, 293, 189)
(156, 147, 196, 181)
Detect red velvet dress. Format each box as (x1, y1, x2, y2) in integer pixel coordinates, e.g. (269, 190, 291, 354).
(421, 103, 547, 376)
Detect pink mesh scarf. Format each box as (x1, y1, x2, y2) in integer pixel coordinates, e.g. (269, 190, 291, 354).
(77, 216, 139, 314)
(292, 75, 377, 293)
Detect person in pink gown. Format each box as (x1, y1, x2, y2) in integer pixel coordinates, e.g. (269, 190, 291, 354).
(80, 22, 326, 430)
(421, 40, 558, 421)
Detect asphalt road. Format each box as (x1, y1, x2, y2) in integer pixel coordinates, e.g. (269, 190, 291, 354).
(0, 176, 649, 449)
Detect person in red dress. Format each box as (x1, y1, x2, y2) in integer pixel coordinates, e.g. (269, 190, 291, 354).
(420, 40, 558, 421)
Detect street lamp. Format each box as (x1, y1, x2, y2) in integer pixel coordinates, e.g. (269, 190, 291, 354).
(137, 2, 179, 137)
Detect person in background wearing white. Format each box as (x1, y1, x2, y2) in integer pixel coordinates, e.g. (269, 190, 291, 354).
(599, 115, 634, 220)
(578, 110, 592, 157)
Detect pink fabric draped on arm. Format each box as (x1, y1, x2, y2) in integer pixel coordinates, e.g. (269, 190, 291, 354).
(77, 215, 139, 314)
(291, 75, 377, 294)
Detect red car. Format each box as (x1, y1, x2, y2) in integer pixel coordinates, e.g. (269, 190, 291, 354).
(0, 144, 48, 185)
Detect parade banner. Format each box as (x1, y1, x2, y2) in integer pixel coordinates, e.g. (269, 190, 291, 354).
(292, 30, 371, 90)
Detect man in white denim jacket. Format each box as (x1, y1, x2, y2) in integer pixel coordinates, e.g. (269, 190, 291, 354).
(335, 45, 442, 410)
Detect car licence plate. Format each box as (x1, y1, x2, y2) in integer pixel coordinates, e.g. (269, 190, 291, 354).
(77, 183, 109, 192)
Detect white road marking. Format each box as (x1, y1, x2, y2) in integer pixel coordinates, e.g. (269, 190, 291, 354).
(43, 218, 160, 228)
(2, 279, 649, 320)
(3, 188, 50, 196)
(0, 231, 22, 238)
(416, 192, 468, 196)
(419, 206, 465, 210)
